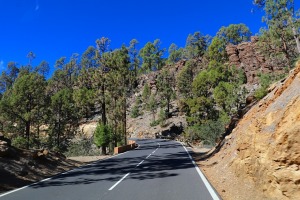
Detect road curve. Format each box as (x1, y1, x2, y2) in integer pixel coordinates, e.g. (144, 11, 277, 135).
(0, 139, 219, 200)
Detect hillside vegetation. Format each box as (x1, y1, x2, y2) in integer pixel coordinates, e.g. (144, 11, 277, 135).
(198, 61, 300, 200)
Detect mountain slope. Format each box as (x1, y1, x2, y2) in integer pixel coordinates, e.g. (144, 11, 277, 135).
(198, 61, 300, 200)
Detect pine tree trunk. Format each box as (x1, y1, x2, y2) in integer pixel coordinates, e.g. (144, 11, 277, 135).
(123, 98, 127, 145)
(101, 84, 107, 125)
(167, 98, 170, 117)
(102, 146, 106, 155)
(57, 118, 61, 148)
(113, 98, 117, 147)
(292, 26, 300, 54)
(286, 8, 300, 54)
(37, 122, 40, 149)
(57, 104, 61, 148)
(26, 121, 30, 149)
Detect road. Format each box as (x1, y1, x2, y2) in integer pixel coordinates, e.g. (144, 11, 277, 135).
(0, 139, 219, 200)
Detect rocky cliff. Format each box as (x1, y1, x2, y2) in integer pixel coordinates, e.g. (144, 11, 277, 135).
(226, 36, 285, 85)
(201, 61, 300, 200)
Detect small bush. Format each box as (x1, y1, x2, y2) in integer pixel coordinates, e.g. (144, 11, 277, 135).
(254, 72, 287, 100)
(150, 120, 160, 127)
(158, 109, 167, 127)
(130, 105, 140, 118)
(184, 118, 225, 145)
(12, 136, 28, 149)
(94, 123, 112, 148)
(254, 87, 268, 100)
(64, 138, 101, 157)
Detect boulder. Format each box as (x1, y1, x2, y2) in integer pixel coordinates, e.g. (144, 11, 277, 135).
(0, 133, 11, 146)
(0, 141, 10, 157)
(31, 149, 49, 160)
(0, 134, 14, 157)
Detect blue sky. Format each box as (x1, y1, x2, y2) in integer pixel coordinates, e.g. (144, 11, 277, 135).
(0, 0, 297, 75)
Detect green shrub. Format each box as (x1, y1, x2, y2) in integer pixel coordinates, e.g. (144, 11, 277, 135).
(94, 123, 112, 148)
(130, 105, 140, 118)
(65, 138, 101, 157)
(158, 109, 167, 127)
(142, 84, 150, 102)
(12, 136, 28, 149)
(130, 96, 142, 118)
(254, 87, 268, 99)
(184, 118, 225, 145)
(254, 73, 270, 99)
(150, 120, 160, 127)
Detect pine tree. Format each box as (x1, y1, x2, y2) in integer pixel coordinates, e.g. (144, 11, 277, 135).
(254, 0, 300, 66)
(94, 37, 111, 125)
(131, 96, 142, 118)
(148, 94, 157, 122)
(113, 45, 131, 145)
(129, 39, 140, 86)
(157, 69, 175, 116)
(35, 60, 50, 76)
(176, 61, 194, 98)
(142, 84, 150, 103)
(185, 32, 210, 59)
(213, 81, 236, 113)
(139, 39, 165, 72)
(73, 87, 95, 118)
(208, 37, 228, 62)
(81, 46, 98, 69)
(49, 88, 77, 149)
(168, 43, 183, 64)
(216, 23, 252, 45)
(0, 72, 46, 149)
(0, 62, 19, 92)
(94, 123, 112, 155)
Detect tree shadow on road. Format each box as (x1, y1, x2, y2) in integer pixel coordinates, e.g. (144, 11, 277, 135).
(30, 140, 195, 189)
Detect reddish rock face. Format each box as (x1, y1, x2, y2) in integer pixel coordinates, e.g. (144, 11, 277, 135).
(226, 36, 284, 85)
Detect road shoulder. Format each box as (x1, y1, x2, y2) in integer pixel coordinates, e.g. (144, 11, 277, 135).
(192, 146, 270, 200)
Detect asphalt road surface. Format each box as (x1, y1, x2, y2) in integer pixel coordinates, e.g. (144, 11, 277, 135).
(0, 139, 220, 200)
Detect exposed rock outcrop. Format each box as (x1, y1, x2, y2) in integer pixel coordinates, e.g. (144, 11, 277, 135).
(78, 121, 98, 138)
(226, 36, 284, 85)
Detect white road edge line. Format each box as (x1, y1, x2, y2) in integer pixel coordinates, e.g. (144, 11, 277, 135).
(182, 144, 220, 200)
(0, 176, 52, 198)
(0, 149, 132, 198)
(40, 178, 51, 182)
(108, 173, 130, 191)
(0, 185, 29, 198)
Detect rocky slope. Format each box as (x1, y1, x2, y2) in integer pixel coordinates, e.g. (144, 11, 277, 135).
(0, 134, 83, 193)
(226, 36, 285, 85)
(198, 61, 300, 200)
(127, 102, 186, 139)
(127, 62, 187, 139)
